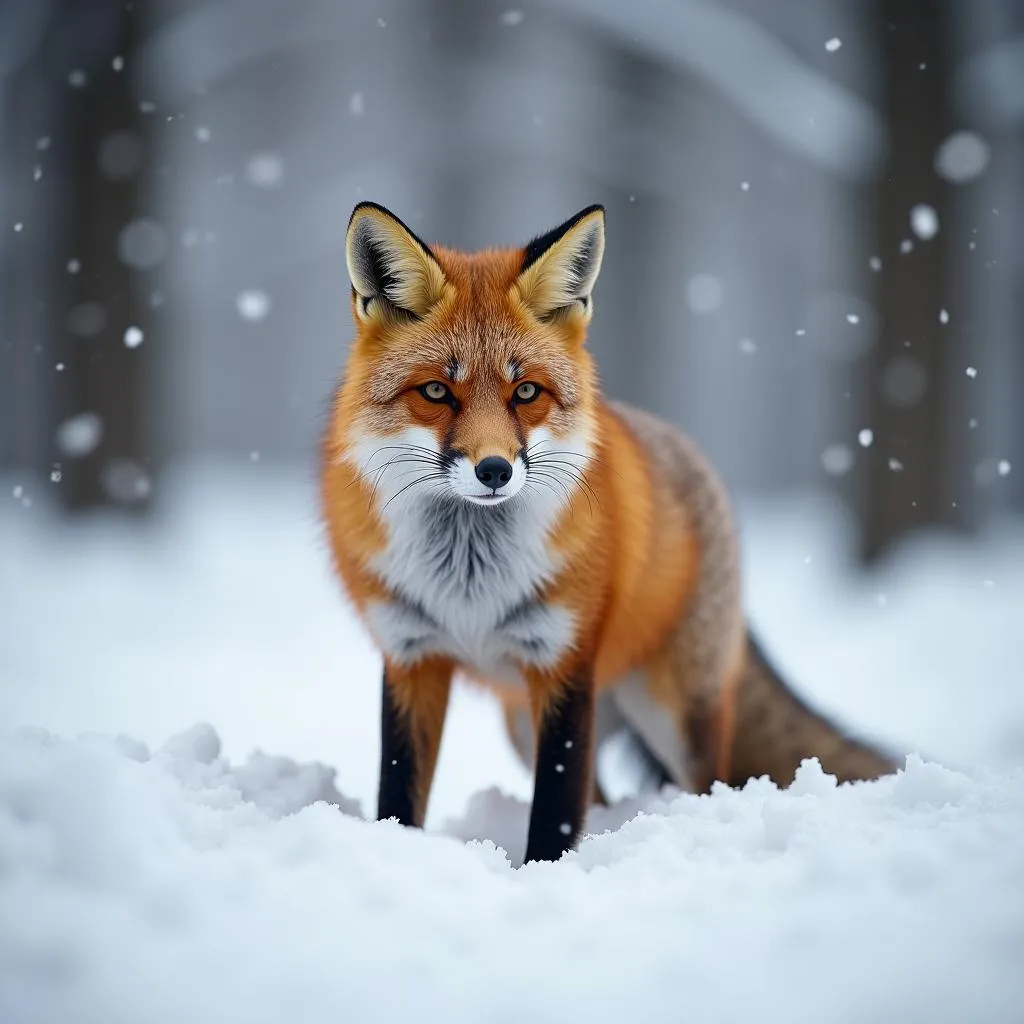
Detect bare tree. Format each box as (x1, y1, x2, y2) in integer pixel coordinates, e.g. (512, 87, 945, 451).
(859, 0, 975, 563)
(6, 0, 156, 511)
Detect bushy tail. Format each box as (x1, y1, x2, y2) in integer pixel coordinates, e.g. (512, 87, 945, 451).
(723, 630, 898, 788)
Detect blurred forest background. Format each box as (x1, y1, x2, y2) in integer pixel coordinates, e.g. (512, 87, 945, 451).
(1, 0, 1022, 565)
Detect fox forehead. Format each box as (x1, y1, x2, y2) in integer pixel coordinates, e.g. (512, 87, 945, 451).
(355, 246, 586, 405)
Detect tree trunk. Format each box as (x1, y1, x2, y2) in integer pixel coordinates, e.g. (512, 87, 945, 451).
(860, 0, 974, 563)
(36, 0, 156, 512)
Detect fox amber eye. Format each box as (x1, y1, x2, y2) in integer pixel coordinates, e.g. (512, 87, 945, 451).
(420, 381, 450, 403)
(514, 381, 540, 403)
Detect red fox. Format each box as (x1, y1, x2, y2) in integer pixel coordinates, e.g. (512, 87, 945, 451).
(320, 201, 896, 863)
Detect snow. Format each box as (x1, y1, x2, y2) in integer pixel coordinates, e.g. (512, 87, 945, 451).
(123, 326, 145, 349)
(910, 203, 939, 240)
(824, 37, 842, 53)
(245, 152, 285, 188)
(117, 218, 168, 270)
(55, 412, 104, 457)
(858, 428, 873, 447)
(685, 273, 723, 313)
(2, 461, 1024, 1022)
(821, 442, 853, 475)
(935, 131, 990, 184)
(236, 289, 271, 321)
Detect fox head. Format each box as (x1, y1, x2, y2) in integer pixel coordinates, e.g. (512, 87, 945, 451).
(334, 201, 605, 514)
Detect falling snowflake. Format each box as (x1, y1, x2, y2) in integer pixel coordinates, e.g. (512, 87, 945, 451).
(56, 412, 104, 458)
(910, 204, 939, 240)
(237, 290, 271, 322)
(685, 274, 723, 314)
(821, 444, 854, 476)
(123, 326, 144, 349)
(858, 429, 874, 448)
(935, 131, 990, 184)
(246, 153, 285, 188)
(825, 37, 842, 52)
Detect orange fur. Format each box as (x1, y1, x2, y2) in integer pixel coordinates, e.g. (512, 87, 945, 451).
(321, 202, 895, 861)
(321, 269, 696, 703)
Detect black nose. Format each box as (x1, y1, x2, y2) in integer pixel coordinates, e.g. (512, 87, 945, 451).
(474, 456, 513, 490)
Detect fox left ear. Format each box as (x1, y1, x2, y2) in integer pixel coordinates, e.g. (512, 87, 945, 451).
(515, 205, 605, 323)
(345, 202, 447, 322)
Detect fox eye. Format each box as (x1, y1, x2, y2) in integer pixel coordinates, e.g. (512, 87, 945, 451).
(513, 381, 540, 403)
(420, 381, 450, 403)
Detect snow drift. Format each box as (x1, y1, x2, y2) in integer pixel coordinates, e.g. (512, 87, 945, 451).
(2, 462, 1024, 1022)
(2, 724, 1022, 1024)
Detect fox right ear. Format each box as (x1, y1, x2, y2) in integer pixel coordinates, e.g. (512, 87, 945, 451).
(345, 202, 447, 322)
(515, 205, 605, 324)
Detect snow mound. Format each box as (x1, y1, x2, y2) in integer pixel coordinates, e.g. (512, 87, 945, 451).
(2, 725, 1023, 1024)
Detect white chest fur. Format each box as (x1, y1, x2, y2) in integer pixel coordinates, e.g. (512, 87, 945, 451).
(363, 494, 575, 685)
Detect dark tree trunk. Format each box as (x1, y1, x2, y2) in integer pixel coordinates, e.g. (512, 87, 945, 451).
(49, 0, 156, 512)
(860, 0, 974, 564)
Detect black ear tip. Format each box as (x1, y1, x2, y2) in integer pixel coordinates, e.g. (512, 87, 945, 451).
(348, 200, 394, 227)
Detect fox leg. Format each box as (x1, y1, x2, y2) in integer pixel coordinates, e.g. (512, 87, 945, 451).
(377, 657, 453, 828)
(504, 685, 675, 805)
(682, 670, 739, 794)
(502, 690, 614, 806)
(523, 668, 596, 863)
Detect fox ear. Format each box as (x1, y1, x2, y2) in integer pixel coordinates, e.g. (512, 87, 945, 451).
(515, 205, 605, 323)
(345, 202, 447, 322)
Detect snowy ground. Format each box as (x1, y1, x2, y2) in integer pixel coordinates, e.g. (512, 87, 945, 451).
(2, 459, 1024, 1023)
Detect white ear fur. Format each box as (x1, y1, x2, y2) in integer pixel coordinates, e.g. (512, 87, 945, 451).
(515, 205, 605, 321)
(345, 203, 447, 320)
